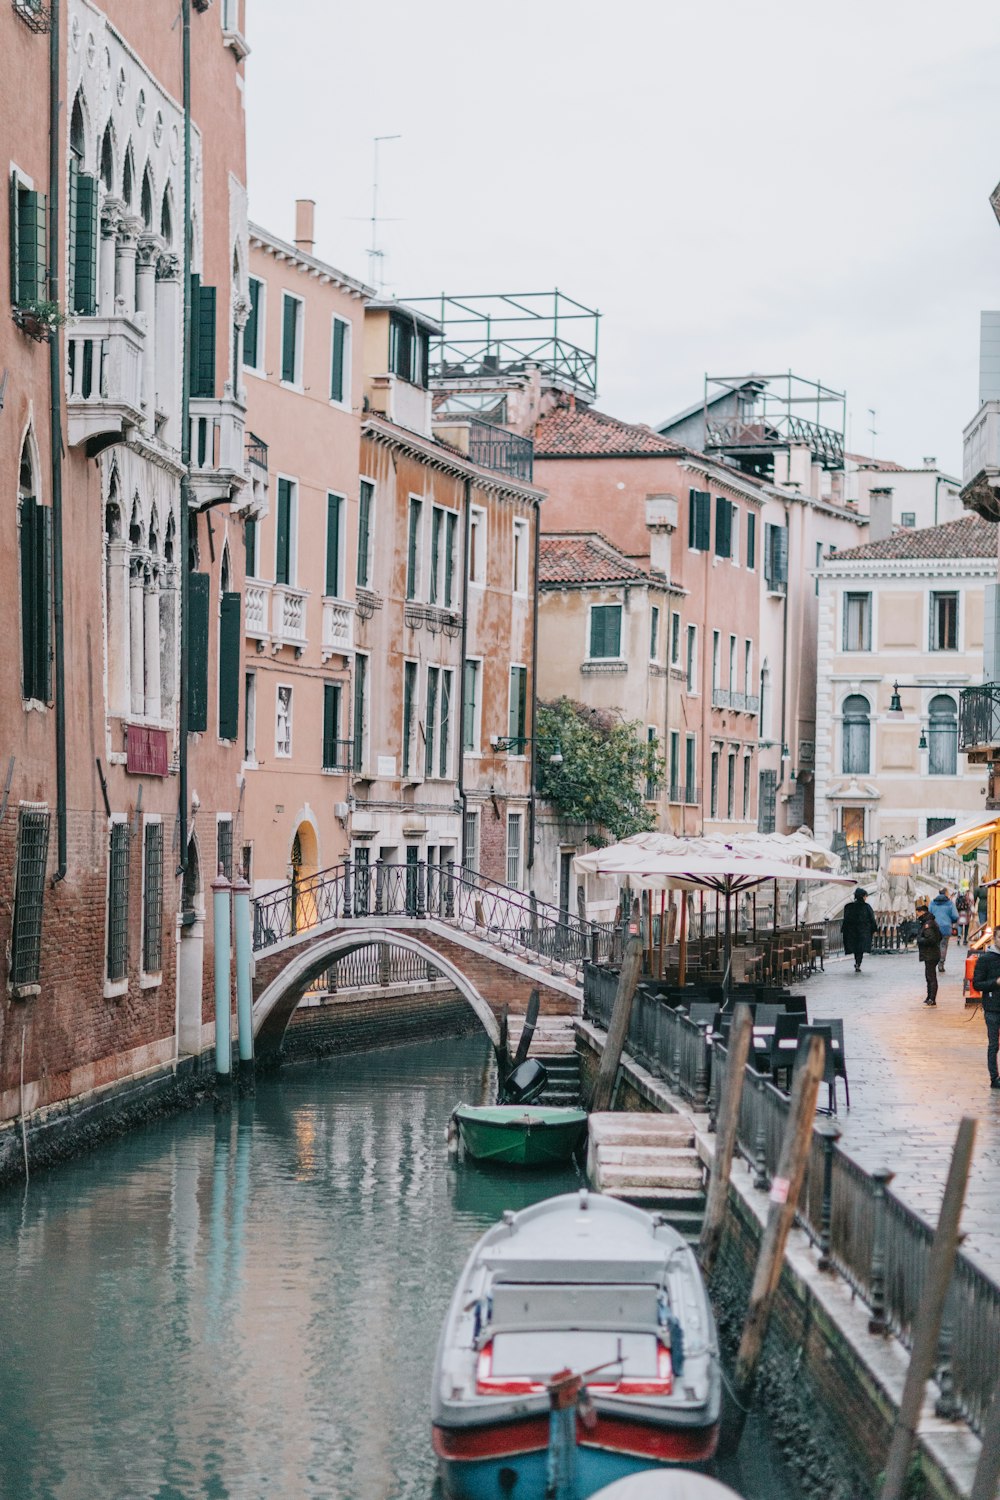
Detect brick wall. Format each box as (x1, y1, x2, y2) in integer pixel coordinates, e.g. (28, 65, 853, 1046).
(284, 986, 481, 1060)
(479, 795, 509, 885)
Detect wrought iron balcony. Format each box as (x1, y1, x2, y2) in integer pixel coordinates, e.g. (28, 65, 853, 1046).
(66, 315, 144, 453)
(959, 684, 1000, 759)
(321, 597, 355, 661)
(246, 431, 268, 470)
(467, 418, 534, 482)
(669, 783, 701, 805)
(322, 739, 355, 774)
(189, 396, 249, 508)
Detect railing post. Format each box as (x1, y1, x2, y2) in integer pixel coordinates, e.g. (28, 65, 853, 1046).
(935, 1282, 961, 1420)
(444, 859, 455, 918)
(693, 1028, 709, 1112)
(753, 1075, 770, 1191)
(816, 1119, 841, 1271)
(416, 859, 427, 918)
(379, 941, 391, 987)
(868, 1166, 895, 1334)
(342, 859, 353, 919)
(590, 925, 599, 965)
(374, 858, 385, 915)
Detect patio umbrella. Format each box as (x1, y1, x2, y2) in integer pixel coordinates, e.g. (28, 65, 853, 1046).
(574, 845, 853, 999)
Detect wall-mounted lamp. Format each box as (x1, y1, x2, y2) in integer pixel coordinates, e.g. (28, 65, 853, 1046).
(889, 681, 903, 713)
(490, 734, 563, 765)
(918, 727, 928, 751)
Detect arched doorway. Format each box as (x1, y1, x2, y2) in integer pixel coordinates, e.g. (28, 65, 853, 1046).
(290, 821, 319, 933)
(177, 835, 204, 1055)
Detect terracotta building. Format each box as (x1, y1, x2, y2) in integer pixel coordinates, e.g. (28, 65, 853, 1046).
(0, 0, 251, 1137)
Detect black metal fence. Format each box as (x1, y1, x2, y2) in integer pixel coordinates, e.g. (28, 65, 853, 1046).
(316, 943, 434, 991)
(959, 683, 1000, 752)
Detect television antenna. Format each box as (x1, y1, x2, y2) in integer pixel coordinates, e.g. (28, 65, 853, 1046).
(366, 133, 400, 291)
(868, 407, 878, 458)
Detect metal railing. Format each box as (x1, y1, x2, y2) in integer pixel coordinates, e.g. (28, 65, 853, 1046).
(246, 431, 268, 469)
(959, 684, 1000, 752)
(252, 861, 620, 980)
(467, 417, 534, 482)
(317, 943, 434, 991)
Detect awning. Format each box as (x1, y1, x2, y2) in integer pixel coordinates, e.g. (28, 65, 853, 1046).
(887, 812, 1000, 874)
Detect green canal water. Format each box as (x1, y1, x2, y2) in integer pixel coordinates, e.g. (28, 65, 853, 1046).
(0, 1035, 801, 1500)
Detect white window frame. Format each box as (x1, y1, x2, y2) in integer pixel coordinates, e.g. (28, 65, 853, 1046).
(463, 655, 483, 756)
(244, 668, 257, 766)
(463, 807, 480, 872)
(712, 630, 721, 691)
(357, 473, 376, 591)
(275, 682, 293, 758)
(512, 517, 529, 596)
(329, 313, 352, 410)
(406, 493, 425, 602)
(507, 662, 528, 755)
(429, 503, 457, 607)
(729, 507, 740, 567)
(668, 609, 681, 668)
(468, 506, 487, 587)
(685, 733, 697, 800)
(325, 489, 346, 599)
(842, 590, 873, 653)
(243, 275, 266, 376)
(139, 813, 164, 989)
(280, 290, 304, 389)
(353, 650, 369, 774)
(103, 812, 129, 1000)
(402, 657, 421, 780)
(423, 661, 454, 780)
(929, 590, 960, 652)
(744, 640, 753, 697)
(506, 810, 523, 891)
(686, 624, 698, 694)
(728, 634, 737, 690)
(587, 601, 624, 662)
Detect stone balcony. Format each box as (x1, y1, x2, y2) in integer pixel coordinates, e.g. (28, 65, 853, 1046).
(189, 396, 250, 510)
(271, 584, 308, 652)
(246, 581, 270, 645)
(66, 315, 144, 454)
(321, 597, 355, 661)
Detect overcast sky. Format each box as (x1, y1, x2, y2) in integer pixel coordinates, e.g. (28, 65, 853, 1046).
(246, 0, 1000, 475)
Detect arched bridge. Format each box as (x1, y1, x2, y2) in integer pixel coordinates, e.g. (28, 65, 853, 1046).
(250, 861, 620, 1058)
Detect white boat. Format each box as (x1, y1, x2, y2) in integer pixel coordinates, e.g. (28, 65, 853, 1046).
(590, 1475, 744, 1499)
(431, 1190, 721, 1500)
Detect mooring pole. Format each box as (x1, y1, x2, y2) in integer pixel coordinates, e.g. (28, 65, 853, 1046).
(971, 1380, 1000, 1500)
(721, 1033, 825, 1452)
(232, 876, 254, 1092)
(880, 1116, 977, 1500)
(212, 872, 232, 1089)
(699, 1002, 753, 1279)
(589, 935, 643, 1113)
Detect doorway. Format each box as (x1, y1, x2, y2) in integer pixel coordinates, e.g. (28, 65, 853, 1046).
(177, 835, 204, 1056)
(841, 807, 865, 846)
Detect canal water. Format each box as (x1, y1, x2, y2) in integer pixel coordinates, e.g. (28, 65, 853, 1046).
(0, 1035, 801, 1500)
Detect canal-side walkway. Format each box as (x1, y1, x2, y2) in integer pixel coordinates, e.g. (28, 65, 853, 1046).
(797, 949, 1000, 1274)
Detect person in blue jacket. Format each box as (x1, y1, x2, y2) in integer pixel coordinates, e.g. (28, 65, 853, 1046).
(928, 887, 959, 973)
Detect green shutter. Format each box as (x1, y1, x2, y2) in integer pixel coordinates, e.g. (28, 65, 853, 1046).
(463, 660, 476, 751)
(747, 511, 756, 569)
(445, 511, 457, 607)
(715, 497, 731, 558)
(429, 508, 441, 604)
(19, 498, 51, 703)
(425, 666, 438, 776)
(326, 494, 341, 596)
(19, 498, 36, 699)
(403, 661, 416, 773)
(508, 666, 527, 748)
(73, 172, 98, 316)
(353, 655, 366, 766)
(281, 294, 298, 383)
(245, 515, 257, 578)
(439, 670, 451, 777)
(189, 277, 217, 398)
(357, 480, 372, 588)
(275, 478, 291, 585)
(244, 277, 260, 368)
(323, 682, 339, 769)
(518, 665, 528, 748)
(218, 590, 241, 740)
(15, 187, 46, 305)
(187, 572, 210, 732)
(331, 317, 345, 401)
(406, 499, 420, 600)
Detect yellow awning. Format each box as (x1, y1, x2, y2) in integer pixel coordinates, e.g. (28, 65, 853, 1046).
(888, 813, 1000, 872)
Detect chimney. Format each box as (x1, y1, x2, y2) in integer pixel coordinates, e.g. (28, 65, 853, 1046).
(869, 486, 894, 542)
(295, 199, 315, 255)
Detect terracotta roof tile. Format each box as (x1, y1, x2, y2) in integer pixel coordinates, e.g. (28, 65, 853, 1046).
(534, 403, 685, 458)
(831, 513, 997, 563)
(539, 532, 651, 586)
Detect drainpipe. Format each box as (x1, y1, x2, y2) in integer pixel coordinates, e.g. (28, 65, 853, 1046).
(779, 506, 791, 813)
(177, 0, 191, 877)
(48, 0, 67, 882)
(527, 496, 540, 872)
(457, 476, 471, 868)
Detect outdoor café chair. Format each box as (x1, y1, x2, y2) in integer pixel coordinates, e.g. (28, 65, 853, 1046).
(792, 1024, 838, 1114)
(768, 1011, 803, 1089)
(811, 1017, 850, 1111)
(751, 1003, 783, 1067)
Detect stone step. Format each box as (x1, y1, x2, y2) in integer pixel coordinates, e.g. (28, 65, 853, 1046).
(599, 1185, 706, 1209)
(589, 1114, 694, 1149)
(596, 1161, 704, 1192)
(595, 1145, 700, 1168)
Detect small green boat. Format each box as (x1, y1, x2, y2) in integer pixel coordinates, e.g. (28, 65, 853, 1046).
(451, 1104, 589, 1167)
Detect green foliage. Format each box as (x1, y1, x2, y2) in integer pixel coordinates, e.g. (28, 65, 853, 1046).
(535, 698, 665, 845)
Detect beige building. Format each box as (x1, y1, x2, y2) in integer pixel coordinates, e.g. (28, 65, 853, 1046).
(814, 515, 995, 849)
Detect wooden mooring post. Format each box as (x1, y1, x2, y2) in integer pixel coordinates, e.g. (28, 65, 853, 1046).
(720, 1033, 825, 1453)
(970, 1379, 1000, 1500)
(879, 1116, 977, 1500)
(588, 935, 643, 1113)
(698, 1003, 753, 1279)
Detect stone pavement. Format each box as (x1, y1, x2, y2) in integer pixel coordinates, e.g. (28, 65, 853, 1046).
(800, 946, 1000, 1273)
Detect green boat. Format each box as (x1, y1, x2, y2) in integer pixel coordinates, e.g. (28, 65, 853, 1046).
(451, 1104, 589, 1167)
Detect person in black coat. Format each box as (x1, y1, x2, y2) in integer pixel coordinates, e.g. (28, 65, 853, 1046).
(841, 887, 877, 972)
(916, 909, 942, 1006)
(972, 935, 1000, 1089)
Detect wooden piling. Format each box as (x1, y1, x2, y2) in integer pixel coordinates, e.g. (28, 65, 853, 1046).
(721, 1033, 825, 1451)
(699, 1003, 753, 1279)
(970, 1380, 1000, 1500)
(588, 935, 643, 1113)
(880, 1116, 977, 1500)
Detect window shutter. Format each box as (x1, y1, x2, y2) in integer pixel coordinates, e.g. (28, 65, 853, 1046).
(16, 188, 46, 304)
(429, 508, 442, 604)
(9, 174, 17, 304)
(463, 660, 476, 751)
(73, 172, 99, 315)
(275, 478, 291, 585)
(445, 511, 457, 607)
(508, 668, 519, 743)
(187, 572, 210, 732)
(352, 655, 366, 767)
(218, 590, 241, 740)
(281, 295, 297, 383)
(245, 515, 257, 578)
(425, 667, 438, 776)
(774, 525, 788, 584)
(747, 511, 756, 569)
(325, 494, 341, 596)
(323, 682, 338, 769)
(518, 665, 528, 745)
(406, 500, 420, 600)
(244, 278, 260, 368)
(189, 277, 217, 398)
(439, 670, 451, 777)
(38, 503, 52, 701)
(606, 606, 621, 657)
(331, 317, 345, 401)
(357, 480, 372, 588)
(715, 497, 731, 558)
(19, 497, 36, 699)
(590, 607, 604, 658)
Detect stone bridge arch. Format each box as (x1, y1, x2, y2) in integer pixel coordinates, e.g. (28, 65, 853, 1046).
(252, 925, 502, 1059)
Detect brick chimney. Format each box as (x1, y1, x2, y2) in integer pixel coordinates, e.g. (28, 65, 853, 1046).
(869, 486, 894, 542)
(295, 199, 315, 255)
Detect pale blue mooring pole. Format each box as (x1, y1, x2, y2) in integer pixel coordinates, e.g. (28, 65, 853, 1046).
(545, 1371, 584, 1500)
(232, 876, 255, 1092)
(212, 871, 232, 1087)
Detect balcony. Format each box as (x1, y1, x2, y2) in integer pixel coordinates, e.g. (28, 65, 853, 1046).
(66, 315, 144, 454)
(271, 584, 308, 651)
(669, 784, 701, 805)
(467, 418, 534, 482)
(962, 401, 1000, 518)
(959, 684, 1000, 762)
(321, 597, 355, 661)
(323, 739, 355, 774)
(246, 581, 270, 644)
(189, 396, 249, 509)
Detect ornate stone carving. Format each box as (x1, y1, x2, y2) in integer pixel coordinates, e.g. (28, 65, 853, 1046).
(137, 234, 164, 268)
(101, 197, 124, 238)
(156, 252, 181, 282)
(231, 293, 251, 331)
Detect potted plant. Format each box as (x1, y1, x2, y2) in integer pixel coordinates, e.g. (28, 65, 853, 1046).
(13, 298, 66, 341)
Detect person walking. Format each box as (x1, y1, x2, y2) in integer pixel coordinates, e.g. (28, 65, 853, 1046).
(975, 881, 990, 936)
(929, 887, 959, 972)
(842, 887, 877, 972)
(972, 932, 1000, 1089)
(955, 886, 971, 946)
(916, 907, 942, 1006)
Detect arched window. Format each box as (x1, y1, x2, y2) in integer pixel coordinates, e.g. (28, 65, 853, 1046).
(160, 185, 173, 246)
(122, 143, 134, 208)
(140, 165, 154, 230)
(18, 433, 51, 704)
(842, 694, 870, 775)
(928, 694, 958, 777)
(100, 124, 114, 190)
(69, 93, 98, 315)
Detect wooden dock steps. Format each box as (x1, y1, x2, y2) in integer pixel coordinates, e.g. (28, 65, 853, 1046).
(587, 1111, 706, 1238)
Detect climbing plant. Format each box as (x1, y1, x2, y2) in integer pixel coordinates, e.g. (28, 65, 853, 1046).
(534, 698, 664, 846)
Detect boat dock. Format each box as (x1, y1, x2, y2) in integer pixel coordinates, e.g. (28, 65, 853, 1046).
(587, 1112, 706, 1239)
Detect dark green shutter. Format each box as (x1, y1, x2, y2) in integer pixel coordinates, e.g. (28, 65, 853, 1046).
(218, 590, 241, 740)
(245, 516, 257, 578)
(517, 666, 528, 748)
(439, 670, 451, 777)
(429, 508, 441, 604)
(73, 172, 98, 315)
(275, 478, 291, 585)
(15, 187, 46, 305)
(19, 498, 51, 702)
(357, 480, 372, 588)
(189, 276, 217, 398)
(187, 572, 210, 732)
(323, 682, 339, 769)
(445, 511, 457, 607)
(715, 497, 731, 559)
(509, 666, 527, 748)
(403, 661, 416, 773)
(281, 294, 298, 383)
(331, 317, 345, 401)
(747, 511, 756, 569)
(607, 607, 621, 657)
(406, 500, 420, 600)
(425, 667, 438, 776)
(589, 607, 604, 659)
(353, 655, 366, 767)
(244, 277, 260, 368)
(326, 494, 341, 596)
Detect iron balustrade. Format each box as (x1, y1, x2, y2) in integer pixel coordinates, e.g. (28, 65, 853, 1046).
(318, 943, 434, 991)
(959, 683, 1000, 751)
(467, 418, 534, 482)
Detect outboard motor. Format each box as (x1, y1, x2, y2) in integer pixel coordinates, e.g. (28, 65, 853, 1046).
(501, 1058, 548, 1105)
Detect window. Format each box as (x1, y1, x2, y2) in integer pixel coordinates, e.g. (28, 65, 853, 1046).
(589, 604, 622, 659)
(357, 479, 373, 589)
(330, 315, 350, 404)
(18, 439, 51, 704)
(815, 540, 823, 596)
(422, 665, 454, 778)
(388, 311, 430, 388)
(276, 684, 292, 757)
(508, 665, 528, 752)
(352, 653, 367, 770)
(843, 592, 871, 652)
(506, 812, 523, 890)
(243, 276, 263, 370)
(669, 609, 681, 667)
(764, 522, 788, 591)
(322, 682, 343, 770)
(464, 810, 479, 873)
(743, 755, 751, 820)
(326, 493, 343, 596)
(439, 668, 453, 778)
(728, 634, 737, 689)
(463, 659, 480, 753)
(245, 515, 257, 578)
(842, 694, 870, 774)
(651, 605, 661, 663)
(403, 660, 418, 777)
(218, 586, 241, 740)
(141, 824, 162, 972)
(107, 821, 130, 983)
(685, 736, 697, 801)
(10, 174, 46, 306)
(281, 292, 303, 385)
(189, 274, 217, 398)
(901, 511, 916, 528)
(715, 496, 732, 559)
(217, 818, 233, 882)
(930, 592, 958, 651)
(512, 518, 529, 595)
(444, 511, 458, 607)
(188, 572, 210, 733)
(429, 506, 458, 607)
(686, 625, 697, 693)
(645, 727, 659, 801)
(727, 752, 736, 819)
(669, 731, 680, 796)
(688, 489, 711, 551)
(275, 477, 295, 586)
(710, 751, 719, 818)
(746, 512, 756, 570)
(744, 640, 753, 696)
(928, 694, 958, 776)
(406, 497, 423, 601)
(729, 507, 739, 566)
(469, 506, 487, 585)
(712, 631, 720, 691)
(68, 100, 98, 317)
(424, 666, 438, 777)
(244, 671, 256, 761)
(758, 769, 777, 834)
(10, 804, 50, 990)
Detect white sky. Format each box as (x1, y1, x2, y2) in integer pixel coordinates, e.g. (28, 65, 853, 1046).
(246, 0, 1000, 475)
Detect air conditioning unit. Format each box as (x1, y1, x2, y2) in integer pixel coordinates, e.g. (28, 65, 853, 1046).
(333, 802, 349, 820)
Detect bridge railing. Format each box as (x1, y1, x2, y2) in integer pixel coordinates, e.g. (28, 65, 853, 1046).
(252, 860, 620, 981)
